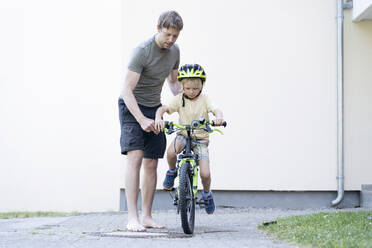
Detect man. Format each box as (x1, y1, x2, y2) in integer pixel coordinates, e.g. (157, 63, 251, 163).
(119, 10, 183, 232)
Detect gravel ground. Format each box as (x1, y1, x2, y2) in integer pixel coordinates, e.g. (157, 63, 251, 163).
(0, 207, 366, 248)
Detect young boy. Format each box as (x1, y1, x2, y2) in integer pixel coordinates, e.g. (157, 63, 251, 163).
(155, 64, 224, 214)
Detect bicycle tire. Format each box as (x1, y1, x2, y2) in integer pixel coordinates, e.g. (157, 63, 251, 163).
(179, 162, 195, 234)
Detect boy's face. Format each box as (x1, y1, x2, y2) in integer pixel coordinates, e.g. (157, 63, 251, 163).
(156, 26, 180, 49)
(183, 79, 202, 99)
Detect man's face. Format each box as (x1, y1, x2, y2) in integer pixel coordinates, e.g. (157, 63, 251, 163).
(156, 26, 180, 49)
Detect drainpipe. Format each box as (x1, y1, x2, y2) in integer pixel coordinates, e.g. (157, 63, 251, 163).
(331, 0, 352, 207)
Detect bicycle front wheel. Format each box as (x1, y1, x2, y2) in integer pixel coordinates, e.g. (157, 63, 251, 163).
(178, 162, 195, 234)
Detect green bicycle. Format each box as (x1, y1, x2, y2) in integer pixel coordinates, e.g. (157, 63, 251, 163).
(164, 118, 226, 234)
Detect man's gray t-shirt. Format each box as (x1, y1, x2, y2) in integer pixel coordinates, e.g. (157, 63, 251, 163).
(128, 35, 180, 107)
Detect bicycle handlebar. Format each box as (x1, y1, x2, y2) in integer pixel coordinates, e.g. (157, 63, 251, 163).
(164, 118, 227, 135)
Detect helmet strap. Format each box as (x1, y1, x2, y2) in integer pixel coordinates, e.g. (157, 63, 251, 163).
(182, 87, 203, 107)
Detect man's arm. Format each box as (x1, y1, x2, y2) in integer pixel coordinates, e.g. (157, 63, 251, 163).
(121, 70, 156, 133)
(167, 69, 182, 96)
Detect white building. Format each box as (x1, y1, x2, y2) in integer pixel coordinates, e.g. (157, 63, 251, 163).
(0, 0, 371, 212)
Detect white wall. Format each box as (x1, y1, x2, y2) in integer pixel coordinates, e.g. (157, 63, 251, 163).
(1, 0, 371, 212)
(123, 0, 372, 192)
(124, 0, 339, 191)
(0, 0, 123, 212)
(353, 0, 372, 21)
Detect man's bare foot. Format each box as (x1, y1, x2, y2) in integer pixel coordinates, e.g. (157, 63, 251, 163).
(126, 218, 146, 232)
(141, 216, 166, 229)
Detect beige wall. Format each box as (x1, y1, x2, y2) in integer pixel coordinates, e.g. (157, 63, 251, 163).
(344, 11, 372, 189)
(123, 0, 372, 191)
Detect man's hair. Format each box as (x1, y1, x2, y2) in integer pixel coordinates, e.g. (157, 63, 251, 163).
(158, 10, 183, 31)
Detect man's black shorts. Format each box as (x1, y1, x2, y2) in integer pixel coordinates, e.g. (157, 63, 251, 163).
(118, 98, 166, 159)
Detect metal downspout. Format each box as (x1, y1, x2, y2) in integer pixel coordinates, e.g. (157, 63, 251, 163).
(331, 0, 352, 206)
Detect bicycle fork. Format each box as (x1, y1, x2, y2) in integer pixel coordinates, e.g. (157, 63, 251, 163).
(177, 159, 198, 198)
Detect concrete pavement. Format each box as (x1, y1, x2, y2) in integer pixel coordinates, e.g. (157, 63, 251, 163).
(0, 207, 363, 248)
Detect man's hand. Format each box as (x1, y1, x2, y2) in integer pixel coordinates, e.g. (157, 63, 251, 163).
(139, 117, 158, 134)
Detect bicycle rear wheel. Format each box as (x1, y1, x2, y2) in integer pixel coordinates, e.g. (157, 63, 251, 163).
(178, 162, 195, 234)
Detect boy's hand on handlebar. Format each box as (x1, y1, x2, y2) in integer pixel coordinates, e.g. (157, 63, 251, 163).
(154, 117, 165, 132)
(213, 118, 225, 126)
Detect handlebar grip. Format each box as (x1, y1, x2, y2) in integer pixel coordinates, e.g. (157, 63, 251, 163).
(164, 121, 170, 129)
(210, 121, 227, 127)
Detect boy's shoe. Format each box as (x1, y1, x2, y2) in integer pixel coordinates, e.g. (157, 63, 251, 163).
(163, 169, 177, 190)
(202, 191, 215, 214)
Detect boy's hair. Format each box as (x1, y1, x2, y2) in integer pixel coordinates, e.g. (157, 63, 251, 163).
(158, 10, 183, 31)
(181, 78, 202, 89)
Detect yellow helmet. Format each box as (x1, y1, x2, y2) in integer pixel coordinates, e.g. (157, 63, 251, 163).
(177, 64, 206, 83)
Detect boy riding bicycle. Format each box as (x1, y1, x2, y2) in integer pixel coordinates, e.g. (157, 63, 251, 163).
(155, 64, 225, 214)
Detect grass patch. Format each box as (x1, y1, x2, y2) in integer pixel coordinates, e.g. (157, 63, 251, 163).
(0, 211, 78, 219)
(259, 211, 372, 248)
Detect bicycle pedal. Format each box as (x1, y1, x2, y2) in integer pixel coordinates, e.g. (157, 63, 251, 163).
(173, 196, 178, 205)
(173, 195, 179, 206)
(196, 199, 206, 206)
